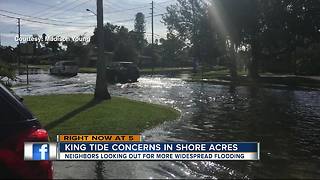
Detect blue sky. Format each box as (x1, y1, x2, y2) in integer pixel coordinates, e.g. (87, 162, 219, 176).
(0, 0, 175, 47)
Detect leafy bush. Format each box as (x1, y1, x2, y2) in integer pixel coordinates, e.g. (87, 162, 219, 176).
(0, 60, 16, 86)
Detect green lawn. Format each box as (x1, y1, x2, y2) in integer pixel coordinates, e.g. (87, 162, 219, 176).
(79, 67, 193, 74)
(30, 64, 51, 70)
(190, 69, 320, 89)
(191, 69, 247, 80)
(79, 67, 97, 73)
(23, 94, 179, 140)
(17, 64, 51, 70)
(140, 67, 193, 74)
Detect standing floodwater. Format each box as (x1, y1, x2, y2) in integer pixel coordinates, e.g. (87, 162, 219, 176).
(14, 73, 320, 179)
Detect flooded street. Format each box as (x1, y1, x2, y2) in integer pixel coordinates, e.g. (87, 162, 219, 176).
(13, 73, 320, 179)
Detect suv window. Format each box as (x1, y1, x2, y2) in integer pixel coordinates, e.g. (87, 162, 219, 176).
(0, 84, 33, 122)
(0, 96, 23, 122)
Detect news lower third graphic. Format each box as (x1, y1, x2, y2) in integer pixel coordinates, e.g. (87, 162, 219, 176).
(24, 135, 260, 161)
(24, 142, 57, 160)
(33, 144, 49, 160)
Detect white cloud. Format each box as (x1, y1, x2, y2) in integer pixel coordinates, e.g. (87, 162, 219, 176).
(1, 0, 176, 46)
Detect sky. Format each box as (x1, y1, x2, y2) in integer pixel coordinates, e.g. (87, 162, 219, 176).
(0, 0, 176, 47)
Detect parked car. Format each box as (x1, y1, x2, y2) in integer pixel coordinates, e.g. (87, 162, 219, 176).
(106, 62, 140, 83)
(0, 84, 53, 179)
(50, 61, 78, 76)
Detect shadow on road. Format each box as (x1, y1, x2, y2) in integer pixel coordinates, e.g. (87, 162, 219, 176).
(44, 99, 102, 130)
(95, 161, 104, 179)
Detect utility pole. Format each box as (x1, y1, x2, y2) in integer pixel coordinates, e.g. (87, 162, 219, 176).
(18, 18, 21, 73)
(94, 0, 111, 100)
(151, 1, 154, 46)
(151, 0, 154, 75)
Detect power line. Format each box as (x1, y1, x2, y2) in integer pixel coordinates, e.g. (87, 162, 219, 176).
(0, 13, 95, 27)
(155, 0, 175, 5)
(51, 14, 95, 20)
(154, 2, 170, 9)
(30, 0, 80, 17)
(105, 4, 150, 14)
(110, 13, 164, 24)
(105, 1, 149, 11)
(25, 0, 62, 8)
(106, 1, 131, 11)
(154, 6, 163, 11)
(154, 20, 164, 26)
(23, 0, 59, 8)
(0, 17, 16, 24)
(0, 9, 94, 25)
(54, 26, 94, 36)
(45, 0, 92, 19)
(154, 3, 170, 15)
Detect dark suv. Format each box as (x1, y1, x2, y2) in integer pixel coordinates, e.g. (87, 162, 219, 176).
(0, 84, 53, 179)
(106, 62, 140, 83)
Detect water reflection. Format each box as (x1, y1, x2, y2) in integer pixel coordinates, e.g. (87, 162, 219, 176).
(176, 85, 320, 179)
(13, 73, 320, 179)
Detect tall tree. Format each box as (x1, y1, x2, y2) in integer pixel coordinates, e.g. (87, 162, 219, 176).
(259, 0, 320, 74)
(113, 26, 138, 61)
(208, 0, 262, 79)
(163, 0, 232, 75)
(0, 46, 16, 63)
(214, 0, 320, 78)
(0, 47, 16, 85)
(163, 0, 320, 79)
(159, 33, 186, 66)
(133, 12, 146, 53)
(46, 36, 61, 53)
(90, 23, 121, 52)
(63, 36, 91, 67)
(113, 41, 138, 62)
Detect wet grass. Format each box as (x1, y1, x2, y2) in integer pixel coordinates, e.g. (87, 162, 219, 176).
(79, 67, 97, 73)
(79, 67, 193, 74)
(191, 69, 247, 80)
(23, 94, 180, 140)
(140, 67, 193, 74)
(190, 69, 320, 89)
(18, 64, 51, 70)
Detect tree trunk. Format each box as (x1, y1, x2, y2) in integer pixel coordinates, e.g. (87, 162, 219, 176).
(248, 41, 260, 79)
(229, 42, 238, 80)
(229, 57, 238, 80)
(248, 58, 259, 79)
